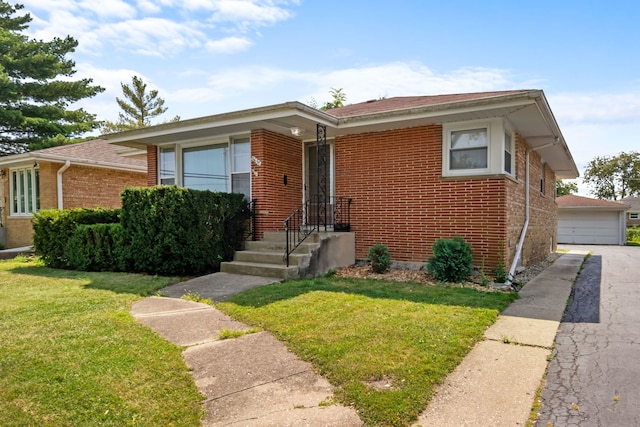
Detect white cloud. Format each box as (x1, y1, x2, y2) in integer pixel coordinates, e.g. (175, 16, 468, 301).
(92, 18, 206, 57)
(205, 0, 294, 26)
(205, 36, 253, 53)
(549, 91, 640, 124)
(78, 0, 137, 19)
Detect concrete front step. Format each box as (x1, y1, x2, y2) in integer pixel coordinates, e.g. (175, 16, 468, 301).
(261, 230, 321, 243)
(220, 261, 300, 280)
(243, 240, 319, 254)
(234, 250, 308, 266)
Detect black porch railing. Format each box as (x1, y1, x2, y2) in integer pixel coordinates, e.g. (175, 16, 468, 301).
(283, 196, 352, 267)
(245, 199, 257, 241)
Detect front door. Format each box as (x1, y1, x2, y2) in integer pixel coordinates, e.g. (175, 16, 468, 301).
(305, 142, 334, 227)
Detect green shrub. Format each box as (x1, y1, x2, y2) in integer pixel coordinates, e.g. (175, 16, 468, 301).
(492, 260, 508, 283)
(628, 226, 640, 244)
(426, 236, 473, 283)
(66, 223, 123, 272)
(32, 208, 120, 269)
(368, 243, 391, 273)
(120, 186, 250, 276)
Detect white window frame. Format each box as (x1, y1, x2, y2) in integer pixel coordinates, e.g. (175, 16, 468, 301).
(443, 118, 508, 177)
(162, 135, 251, 199)
(503, 126, 515, 176)
(630, 212, 639, 220)
(10, 166, 40, 216)
(158, 146, 176, 185)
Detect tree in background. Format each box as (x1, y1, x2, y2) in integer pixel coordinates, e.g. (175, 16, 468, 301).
(102, 76, 178, 133)
(320, 87, 347, 110)
(582, 151, 640, 200)
(556, 179, 578, 196)
(0, 1, 104, 155)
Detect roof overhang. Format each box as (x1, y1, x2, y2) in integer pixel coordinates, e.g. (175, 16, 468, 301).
(102, 90, 578, 179)
(0, 152, 146, 172)
(558, 205, 630, 212)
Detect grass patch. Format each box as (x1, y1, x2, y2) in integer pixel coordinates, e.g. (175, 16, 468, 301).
(218, 328, 261, 340)
(0, 258, 203, 426)
(217, 277, 517, 426)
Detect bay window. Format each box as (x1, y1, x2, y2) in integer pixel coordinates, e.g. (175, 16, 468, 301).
(443, 118, 514, 177)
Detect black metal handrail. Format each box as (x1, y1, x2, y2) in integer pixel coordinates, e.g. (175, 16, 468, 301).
(283, 196, 352, 267)
(246, 199, 257, 241)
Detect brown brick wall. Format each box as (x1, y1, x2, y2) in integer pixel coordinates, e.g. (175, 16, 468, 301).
(335, 125, 509, 269)
(250, 129, 303, 238)
(61, 165, 146, 208)
(0, 162, 145, 248)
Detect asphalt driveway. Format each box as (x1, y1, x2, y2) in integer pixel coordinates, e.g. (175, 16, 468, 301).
(537, 244, 640, 426)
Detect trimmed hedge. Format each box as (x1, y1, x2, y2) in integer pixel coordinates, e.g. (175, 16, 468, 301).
(119, 187, 250, 276)
(66, 223, 125, 272)
(32, 208, 120, 269)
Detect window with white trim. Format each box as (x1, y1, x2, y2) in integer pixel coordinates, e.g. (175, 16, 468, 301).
(630, 212, 639, 220)
(231, 137, 251, 200)
(175, 137, 251, 200)
(504, 131, 513, 175)
(449, 128, 488, 170)
(159, 147, 175, 185)
(443, 118, 514, 177)
(11, 167, 40, 215)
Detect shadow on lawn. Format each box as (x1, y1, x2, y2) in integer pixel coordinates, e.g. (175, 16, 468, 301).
(7, 264, 178, 297)
(224, 276, 518, 311)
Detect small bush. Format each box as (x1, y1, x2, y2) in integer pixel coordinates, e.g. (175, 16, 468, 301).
(427, 236, 473, 283)
(628, 226, 640, 244)
(368, 243, 391, 273)
(493, 260, 508, 283)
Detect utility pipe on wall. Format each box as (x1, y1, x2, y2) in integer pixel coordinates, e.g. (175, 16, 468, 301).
(57, 160, 71, 210)
(507, 149, 530, 291)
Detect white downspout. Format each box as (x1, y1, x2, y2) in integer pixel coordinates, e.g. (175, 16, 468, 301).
(57, 161, 71, 210)
(508, 149, 530, 290)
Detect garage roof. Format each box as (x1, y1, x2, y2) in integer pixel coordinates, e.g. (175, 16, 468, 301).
(557, 194, 630, 210)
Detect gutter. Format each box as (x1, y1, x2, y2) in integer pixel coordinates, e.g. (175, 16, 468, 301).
(507, 149, 530, 291)
(57, 160, 71, 210)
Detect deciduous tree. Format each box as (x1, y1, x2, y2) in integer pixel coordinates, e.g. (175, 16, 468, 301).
(556, 179, 578, 196)
(583, 151, 640, 200)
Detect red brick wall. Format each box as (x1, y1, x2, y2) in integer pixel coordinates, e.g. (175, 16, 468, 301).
(335, 125, 509, 268)
(250, 129, 303, 238)
(147, 145, 158, 186)
(506, 135, 557, 268)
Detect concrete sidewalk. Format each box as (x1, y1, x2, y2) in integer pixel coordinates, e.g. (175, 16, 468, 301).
(414, 251, 588, 426)
(131, 252, 587, 426)
(131, 274, 362, 427)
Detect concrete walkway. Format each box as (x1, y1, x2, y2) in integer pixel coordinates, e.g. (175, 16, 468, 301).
(131, 252, 587, 427)
(131, 273, 362, 427)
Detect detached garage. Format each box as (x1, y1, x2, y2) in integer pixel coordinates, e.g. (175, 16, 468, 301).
(557, 194, 629, 245)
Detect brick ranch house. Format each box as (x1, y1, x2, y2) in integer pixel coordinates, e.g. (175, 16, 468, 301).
(104, 89, 579, 279)
(0, 139, 146, 248)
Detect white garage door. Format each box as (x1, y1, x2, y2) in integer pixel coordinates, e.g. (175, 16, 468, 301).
(558, 210, 621, 244)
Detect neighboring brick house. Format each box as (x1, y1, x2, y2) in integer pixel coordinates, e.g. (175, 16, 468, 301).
(105, 89, 578, 277)
(621, 196, 640, 227)
(0, 139, 146, 248)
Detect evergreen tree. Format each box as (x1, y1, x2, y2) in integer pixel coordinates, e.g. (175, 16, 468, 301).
(0, 1, 104, 155)
(102, 76, 177, 133)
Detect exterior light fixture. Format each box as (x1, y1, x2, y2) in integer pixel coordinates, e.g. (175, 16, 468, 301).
(290, 127, 304, 137)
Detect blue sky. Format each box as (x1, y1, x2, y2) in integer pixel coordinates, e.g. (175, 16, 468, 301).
(13, 0, 640, 195)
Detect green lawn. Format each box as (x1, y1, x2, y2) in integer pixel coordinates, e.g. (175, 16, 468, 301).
(0, 257, 203, 427)
(217, 276, 518, 426)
